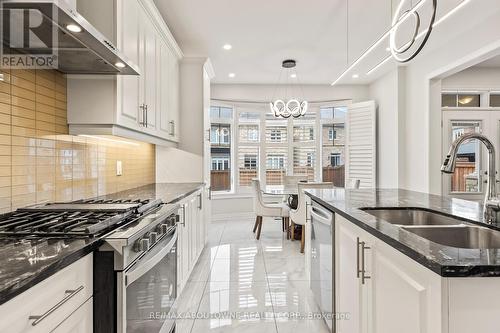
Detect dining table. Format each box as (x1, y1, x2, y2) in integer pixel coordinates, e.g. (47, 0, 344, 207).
(263, 184, 301, 209)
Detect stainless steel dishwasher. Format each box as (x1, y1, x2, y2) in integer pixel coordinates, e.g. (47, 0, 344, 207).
(310, 200, 335, 333)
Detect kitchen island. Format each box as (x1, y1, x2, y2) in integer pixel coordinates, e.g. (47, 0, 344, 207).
(305, 188, 500, 333)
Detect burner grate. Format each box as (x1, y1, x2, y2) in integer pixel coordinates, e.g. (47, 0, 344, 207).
(0, 198, 163, 237)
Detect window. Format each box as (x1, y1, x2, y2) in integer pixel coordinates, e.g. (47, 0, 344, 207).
(239, 124, 259, 143)
(210, 107, 233, 192)
(244, 155, 258, 169)
(442, 93, 481, 107)
(238, 146, 259, 187)
(449, 121, 481, 193)
(491, 94, 500, 107)
(320, 106, 346, 186)
(293, 125, 315, 142)
(293, 147, 315, 181)
(270, 129, 282, 142)
(328, 128, 335, 141)
(330, 153, 341, 167)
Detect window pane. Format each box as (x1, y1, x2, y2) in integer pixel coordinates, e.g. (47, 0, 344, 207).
(457, 94, 480, 107)
(265, 123, 288, 143)
(334, 107, 347, 121)
(238, 146, 259, 186)
(450, 121, 481, 193)
(220, 107, 233, 119)
(266, 147, 287, 185)
(320, 107, 334, 119)
(293, 125, 315, 142)
(491, 94, 500, 107)
(293, 147, 315, 181)
(210, 107, 220, 119)
(442, 94, 457, 107)
(322, 124, 345, 186)
(239, 124, 259, 143)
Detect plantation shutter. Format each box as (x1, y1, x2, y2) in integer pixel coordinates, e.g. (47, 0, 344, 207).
(345, 101, 377, 188)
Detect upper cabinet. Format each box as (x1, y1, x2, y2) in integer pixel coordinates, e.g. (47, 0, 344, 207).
(67, 0, 182, 145)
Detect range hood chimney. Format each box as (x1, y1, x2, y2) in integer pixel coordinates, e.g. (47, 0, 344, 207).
(1, 0, 139, 75)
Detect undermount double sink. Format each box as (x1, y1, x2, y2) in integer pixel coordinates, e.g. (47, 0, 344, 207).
(361, 208, 500, 249)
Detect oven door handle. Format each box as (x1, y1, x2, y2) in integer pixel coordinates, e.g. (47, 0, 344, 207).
(125, 228, 178, 286)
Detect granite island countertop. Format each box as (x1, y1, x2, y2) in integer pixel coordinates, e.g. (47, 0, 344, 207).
(305, 188, 500, 277)
(0, 182, 204, 305)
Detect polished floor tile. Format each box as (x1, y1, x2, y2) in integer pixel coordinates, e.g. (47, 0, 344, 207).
(174, 216, 325, 333)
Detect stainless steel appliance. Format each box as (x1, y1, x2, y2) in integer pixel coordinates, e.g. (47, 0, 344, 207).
(310, 200, 335, 332)
(1, 0, 139, 74)
(95, 202, 181, 333)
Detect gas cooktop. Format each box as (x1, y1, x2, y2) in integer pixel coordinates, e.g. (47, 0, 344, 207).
(0, 198, 163, 237)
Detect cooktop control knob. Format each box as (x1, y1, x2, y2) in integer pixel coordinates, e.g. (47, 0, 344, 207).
(150, 232, 158, 244)
(140, 238, 150, 251)
(161, 223, 169, 234)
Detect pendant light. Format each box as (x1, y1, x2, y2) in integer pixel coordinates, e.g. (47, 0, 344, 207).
(269, 59, 308, 118)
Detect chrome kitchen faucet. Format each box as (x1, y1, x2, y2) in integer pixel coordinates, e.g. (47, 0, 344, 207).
(441, 132, 500, 223)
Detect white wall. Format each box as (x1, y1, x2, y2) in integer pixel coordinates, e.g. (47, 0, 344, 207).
(442, 67, 500, 90)
(211, 84, 369, 103)
(369, 68, 406, 188)
(156, 147, 203, 183)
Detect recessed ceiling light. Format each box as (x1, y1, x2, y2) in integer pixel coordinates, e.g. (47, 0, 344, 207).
(386, 47, 391, 52)
(66, 24, 82, 33)
(115, 62, 126, 68)
(352, 74, 359, 79)
(228, 73, 236, 78)
(223, 44, 232, 50)
(290, 73, 297, 78)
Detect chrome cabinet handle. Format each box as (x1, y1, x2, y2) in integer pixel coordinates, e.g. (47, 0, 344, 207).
(145, 104, 148, 128)
(169, 120, 175, 136)
(305, 202, 311, 222)
(198, 193, 202, 210)
(356, 237, 361, 279)
(139, 104, 146, 126)
(177, 205, 186, 227)
(29, 285, 84, 326)
(361, 241, 371, 285)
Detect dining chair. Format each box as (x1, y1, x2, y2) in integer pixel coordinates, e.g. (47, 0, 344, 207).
(251, 179, 290, 240)
(289, 182, 333, 253)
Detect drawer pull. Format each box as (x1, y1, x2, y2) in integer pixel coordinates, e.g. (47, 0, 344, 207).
(29, 285, 84, 326)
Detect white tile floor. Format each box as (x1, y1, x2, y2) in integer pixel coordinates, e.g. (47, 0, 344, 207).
(174, 216, 330, 333)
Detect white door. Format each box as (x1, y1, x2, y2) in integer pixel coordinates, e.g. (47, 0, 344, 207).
(117, 0, 141, 129)
(345, 101, 377, 189)
(441, 110, 500, 200)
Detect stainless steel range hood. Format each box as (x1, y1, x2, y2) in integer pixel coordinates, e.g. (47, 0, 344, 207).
(1, 0, 139, 75)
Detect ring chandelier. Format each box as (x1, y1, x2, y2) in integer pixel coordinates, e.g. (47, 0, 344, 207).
(269, 59, 308, 118)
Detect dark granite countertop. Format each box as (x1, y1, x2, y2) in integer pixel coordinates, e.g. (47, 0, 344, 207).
(0, 182, 204, 305)
(305, 188, 500, 278)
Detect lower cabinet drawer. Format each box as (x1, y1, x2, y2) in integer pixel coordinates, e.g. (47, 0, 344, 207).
(0, 254, 93, 333)
(51, 297, 93, 333)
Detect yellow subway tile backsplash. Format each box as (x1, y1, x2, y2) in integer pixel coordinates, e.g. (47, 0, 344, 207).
(0, 69, 155, 212)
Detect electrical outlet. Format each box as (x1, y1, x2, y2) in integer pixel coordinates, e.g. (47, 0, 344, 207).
(116, 160, 123, 176)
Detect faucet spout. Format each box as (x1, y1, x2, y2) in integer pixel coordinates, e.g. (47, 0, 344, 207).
(441, 132, 498, 223)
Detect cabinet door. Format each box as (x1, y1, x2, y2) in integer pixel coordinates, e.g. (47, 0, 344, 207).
(157, 40, 171, 139)
(169, 50, 180, 141)
(371, 238, 443, 333)
(336, 219, 363, 333)
(143, 19, 157, 132)
(51, 298, 93, 333)
(117, 0, 141, 129)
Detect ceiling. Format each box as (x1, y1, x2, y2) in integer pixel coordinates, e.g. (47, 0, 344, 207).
(153, 0, 392, 84)
(153, 0, 476, 85)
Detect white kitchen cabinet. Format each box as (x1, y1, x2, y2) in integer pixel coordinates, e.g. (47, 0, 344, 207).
(51, 297, 93, 333)
(0, 254, 93, 333)
(68, 0, 182, 145)
(177, 188, 207, 293)
(335, 214, 443, 333)
(336, 216, 374, 333)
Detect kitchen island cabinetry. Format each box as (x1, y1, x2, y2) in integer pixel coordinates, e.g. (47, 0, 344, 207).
(0, 254, 93, 333)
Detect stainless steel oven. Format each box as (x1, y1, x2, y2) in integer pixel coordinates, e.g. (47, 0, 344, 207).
(95, 203, 181, 333)
(120, 225, 177, 333)
(310, 200, 335, 333)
